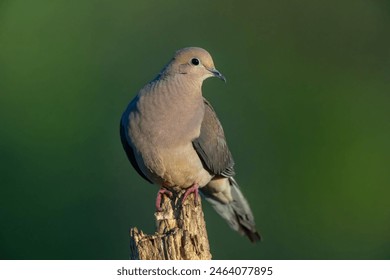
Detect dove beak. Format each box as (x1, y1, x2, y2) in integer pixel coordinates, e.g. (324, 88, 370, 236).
(209, 68, 226, 82)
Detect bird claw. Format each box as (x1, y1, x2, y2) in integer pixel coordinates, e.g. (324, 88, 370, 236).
(155, 184, 199, 211)
(182, 183, 199, 206)
(155, 188, 173, 211)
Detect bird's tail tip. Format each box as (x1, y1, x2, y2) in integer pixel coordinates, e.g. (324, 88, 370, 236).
(202, 176, 262, 243)
(244, 228, 263, 243)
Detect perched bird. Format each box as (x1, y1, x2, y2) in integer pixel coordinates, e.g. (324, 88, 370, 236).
(120, 47, 261, 242)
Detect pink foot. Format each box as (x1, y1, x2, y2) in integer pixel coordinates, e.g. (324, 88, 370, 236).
(155, 188, 173, 212)
(182, 183, 199, 206)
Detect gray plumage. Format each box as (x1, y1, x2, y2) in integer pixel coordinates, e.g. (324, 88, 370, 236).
(120, 47, 261, 242)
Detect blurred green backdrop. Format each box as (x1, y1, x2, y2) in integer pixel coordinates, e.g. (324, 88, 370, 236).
(1, 0, 390, 260)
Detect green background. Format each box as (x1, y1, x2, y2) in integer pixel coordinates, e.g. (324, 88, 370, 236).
(1, 0, 389, 260)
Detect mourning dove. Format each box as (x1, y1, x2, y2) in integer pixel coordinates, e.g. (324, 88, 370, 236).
(120, 47, 261, 242)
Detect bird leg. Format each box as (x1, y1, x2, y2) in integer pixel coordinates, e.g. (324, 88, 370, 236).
(182, 183, 199, 206)
(155, 188, 173, 212)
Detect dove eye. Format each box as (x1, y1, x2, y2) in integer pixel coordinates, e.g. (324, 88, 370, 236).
(191, 58, 200, 66)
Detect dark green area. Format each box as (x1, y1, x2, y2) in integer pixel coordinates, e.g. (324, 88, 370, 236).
(1, 0, 389, 259)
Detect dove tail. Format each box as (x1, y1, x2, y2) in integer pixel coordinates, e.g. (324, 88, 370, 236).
(200, 177, 262, 243)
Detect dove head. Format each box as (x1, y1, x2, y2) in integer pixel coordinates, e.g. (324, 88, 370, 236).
(162, 47, 226, 83)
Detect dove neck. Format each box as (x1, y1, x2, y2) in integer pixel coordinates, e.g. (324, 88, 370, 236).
(139, 77, 204, 144)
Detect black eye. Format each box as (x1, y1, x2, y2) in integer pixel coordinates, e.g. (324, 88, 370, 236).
(191, 58, 200, 66)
